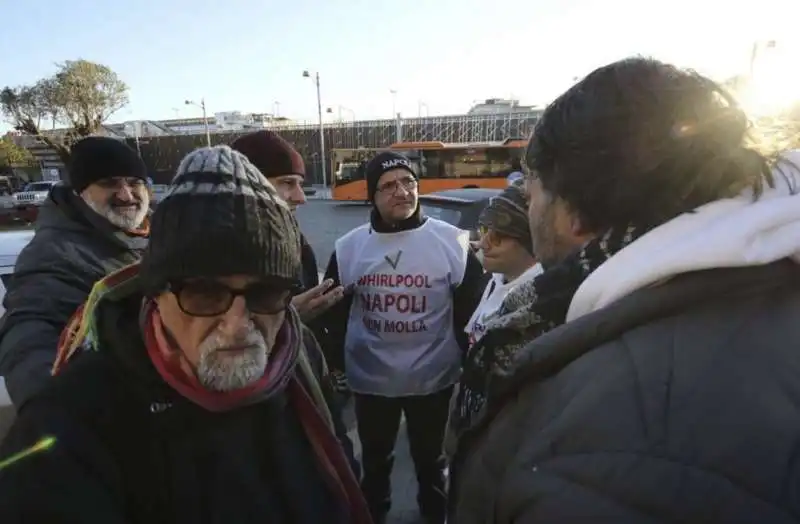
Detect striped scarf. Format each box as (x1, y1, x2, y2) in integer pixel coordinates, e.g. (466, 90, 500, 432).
(450, 225, 645, 438)
(53, 264, 141, 373)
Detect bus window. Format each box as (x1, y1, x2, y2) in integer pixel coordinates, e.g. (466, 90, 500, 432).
(420, 146, 525, 179)
(420, 150, 447, 178)
(335, 162, 362, 181)
(456, 149, 493, 177)
(422, 149, 490, 178)
(487, 146, 524, 174)
(331, 149, 380, 184)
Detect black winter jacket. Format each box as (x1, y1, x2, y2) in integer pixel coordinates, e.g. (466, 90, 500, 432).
(0, 186, 146, 406)
(451, 261, 800, 523)
(0, 291, 358, 524)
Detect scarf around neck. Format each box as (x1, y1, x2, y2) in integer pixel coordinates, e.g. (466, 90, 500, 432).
(52, 263, 374, 524)
(452, 225, 644, 435)
(141, 298, 300, 412)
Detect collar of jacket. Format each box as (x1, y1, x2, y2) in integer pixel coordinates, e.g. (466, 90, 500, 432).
(369, 204, 426, 233)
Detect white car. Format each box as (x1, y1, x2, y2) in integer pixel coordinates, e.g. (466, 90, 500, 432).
(12, 181, 59, 212)
(0, 229, 35, 315)
(0, 228, 34, 418)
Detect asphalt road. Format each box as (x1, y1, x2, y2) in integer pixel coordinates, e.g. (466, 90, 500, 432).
(295, 200, 371, 271)
(0, 200, 428, 524)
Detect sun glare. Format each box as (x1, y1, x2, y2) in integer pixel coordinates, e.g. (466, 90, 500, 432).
(738, 42, 800, 117)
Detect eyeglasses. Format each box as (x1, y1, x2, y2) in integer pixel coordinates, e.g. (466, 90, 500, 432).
(377, 176, 417, 195)
(167, 279, 297, 317)
(478, 225, 508, 247)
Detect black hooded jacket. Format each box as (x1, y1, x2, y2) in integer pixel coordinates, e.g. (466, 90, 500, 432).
(0, 185, 147, 407)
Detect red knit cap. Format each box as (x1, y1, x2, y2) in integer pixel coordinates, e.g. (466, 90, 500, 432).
(230, 130, 305, 179)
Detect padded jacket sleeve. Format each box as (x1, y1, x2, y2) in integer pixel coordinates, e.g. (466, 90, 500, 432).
(0, 244, 98, 408)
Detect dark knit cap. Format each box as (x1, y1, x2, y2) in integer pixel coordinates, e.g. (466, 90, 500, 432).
(479, 180, 534, 254)
(139, 145, 301, 295)
(229, 130, 305, 179)
(68, 136, 147, 193)
(365, 151, 417, 201)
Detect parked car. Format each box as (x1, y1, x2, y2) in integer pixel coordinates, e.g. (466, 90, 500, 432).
(11, 181, 59, 223)
(0, 227, 35, 435)
(419, 188, 501, 241)
(0, 228, 35, 316)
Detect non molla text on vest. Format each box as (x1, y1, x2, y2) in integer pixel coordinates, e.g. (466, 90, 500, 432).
(362, 316, 428, 333)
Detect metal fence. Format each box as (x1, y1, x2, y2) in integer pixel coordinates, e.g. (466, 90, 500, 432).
(128, 113, 540, 185)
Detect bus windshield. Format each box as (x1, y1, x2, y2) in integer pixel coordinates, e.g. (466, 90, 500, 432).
(336, 163, 362, 182)
(331, 149, 380, 185)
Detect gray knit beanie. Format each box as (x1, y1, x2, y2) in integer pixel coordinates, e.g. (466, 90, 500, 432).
(139, 145, 301, 294)
(479, 180, 534, 255)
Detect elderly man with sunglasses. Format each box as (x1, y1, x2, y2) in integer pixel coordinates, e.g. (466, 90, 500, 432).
(0, 137, 150, 409)
(0, 145, 370, 524)
(320, 151, 485, 524)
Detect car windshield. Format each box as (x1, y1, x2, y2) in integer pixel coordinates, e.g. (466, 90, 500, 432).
(24, 182, 55, 192)
(420, 204, 462, 226)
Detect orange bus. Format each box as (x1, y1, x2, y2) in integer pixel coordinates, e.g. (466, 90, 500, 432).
(330, 139, 527, 201)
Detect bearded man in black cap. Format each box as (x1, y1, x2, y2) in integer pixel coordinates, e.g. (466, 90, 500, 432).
(0, 136, 150, 408)
(0, 145, 371, 524)
(320, 150, 485, 524)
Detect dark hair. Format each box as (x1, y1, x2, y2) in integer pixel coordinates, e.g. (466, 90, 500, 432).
(525, 57, 774, 232)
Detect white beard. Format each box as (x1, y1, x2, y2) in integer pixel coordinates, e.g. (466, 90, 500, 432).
(195, 324, 270, 392)
(85, 193, 150, 231)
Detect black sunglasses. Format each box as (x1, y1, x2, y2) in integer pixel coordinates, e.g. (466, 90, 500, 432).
(167, 279, 298, 317)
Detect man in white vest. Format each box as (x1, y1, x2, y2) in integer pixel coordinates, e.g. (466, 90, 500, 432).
(320, 151, 484, 524)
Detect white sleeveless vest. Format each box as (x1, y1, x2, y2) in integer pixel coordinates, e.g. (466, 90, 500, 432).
(335, 218, 470, 397)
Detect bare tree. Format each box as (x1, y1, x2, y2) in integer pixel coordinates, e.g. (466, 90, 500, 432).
(0, 59, 129, 163)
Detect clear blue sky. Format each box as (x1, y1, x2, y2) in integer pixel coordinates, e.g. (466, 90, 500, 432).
(1, 0, 797, 127)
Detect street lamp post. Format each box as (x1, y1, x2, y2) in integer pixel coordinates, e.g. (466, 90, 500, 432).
(133, 122, 141, 156)
(390, 89, 398, 118)
(303, 70, 327, 188)
(417, 100, 429, 118)
(185, 98, 211, 147)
